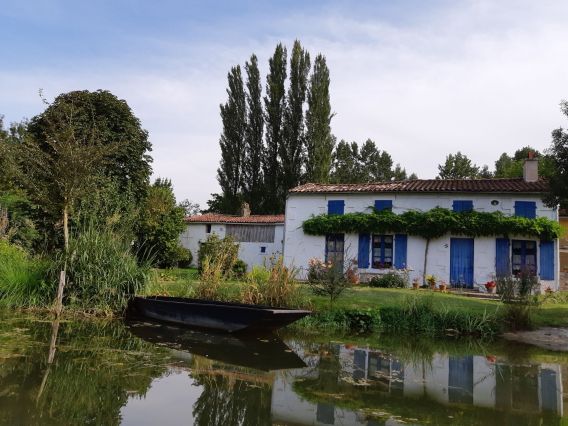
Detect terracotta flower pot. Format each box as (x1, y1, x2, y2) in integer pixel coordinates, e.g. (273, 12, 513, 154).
(412, 282, 419, 290)
(439, 284, 447, 291)
(486, 286, 496, 294)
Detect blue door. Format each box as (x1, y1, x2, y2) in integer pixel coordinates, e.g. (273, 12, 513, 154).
(450, 238, 474, 288)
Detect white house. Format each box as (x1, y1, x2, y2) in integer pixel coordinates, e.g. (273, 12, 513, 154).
(180, 212, 285, 270)
(283, 158, 560, 290)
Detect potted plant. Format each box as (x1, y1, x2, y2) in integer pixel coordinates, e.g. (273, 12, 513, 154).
(485, 280, 496, 294)
(545, 286, 554, 295)
(439, 281, 447, 292)
(412, 277, 420, 289)
(426, 274, 436, 290)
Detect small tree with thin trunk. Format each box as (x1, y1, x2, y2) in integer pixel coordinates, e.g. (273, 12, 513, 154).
(22, 93, 111, 314)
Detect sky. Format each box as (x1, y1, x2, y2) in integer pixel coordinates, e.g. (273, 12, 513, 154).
(1, 0, 568, 207)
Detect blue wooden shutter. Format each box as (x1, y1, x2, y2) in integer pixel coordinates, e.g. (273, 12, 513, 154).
(495, 238, 510, 277)
(540, 240, 554, 280)
(327, 200, 345, 215)
(452, 200, 473, 212)
(514, 201, 536, 219)
(394, 234, 407, 269)
(358, 233, 370, 268)
(374, 200, 393, 212)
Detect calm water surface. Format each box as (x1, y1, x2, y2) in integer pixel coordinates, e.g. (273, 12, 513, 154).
(0, 311, 566, 425)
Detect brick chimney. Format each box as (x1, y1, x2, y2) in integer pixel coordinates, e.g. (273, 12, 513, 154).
(523, 151, 538, 182)
(240, 202, 251, 217)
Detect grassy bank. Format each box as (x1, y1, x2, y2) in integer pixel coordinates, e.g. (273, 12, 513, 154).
(149, 268, 568, 337)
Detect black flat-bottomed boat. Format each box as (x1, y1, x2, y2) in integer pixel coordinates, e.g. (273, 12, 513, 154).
(130, 296, 311, 333)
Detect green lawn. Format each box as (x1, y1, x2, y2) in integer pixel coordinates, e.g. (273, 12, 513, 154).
(148, 268, 568, 328)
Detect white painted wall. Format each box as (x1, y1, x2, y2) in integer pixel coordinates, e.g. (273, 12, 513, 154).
(180, 223, 284, 270)
(283, 192, 559, 289)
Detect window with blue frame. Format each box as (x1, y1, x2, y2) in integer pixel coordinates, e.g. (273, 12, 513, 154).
(512, 240, 537, 275)
(325, 234, 344, 268)
(452, 200, 473, 212)
(372, 234, 393, 268)
(514, 201, 536, 219)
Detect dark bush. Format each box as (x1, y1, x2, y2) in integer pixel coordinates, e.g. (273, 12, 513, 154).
(369, 272, 406, 288)
(177, 247, 193, 268)
(197, 234, 239, 275)
(232, 259, 247, 279)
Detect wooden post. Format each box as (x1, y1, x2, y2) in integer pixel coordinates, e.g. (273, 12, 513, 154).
(55, 269, 65, 317)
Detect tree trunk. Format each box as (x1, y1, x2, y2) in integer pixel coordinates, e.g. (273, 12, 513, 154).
(422, 238, 430, 285)
(55, 203, 69, 317)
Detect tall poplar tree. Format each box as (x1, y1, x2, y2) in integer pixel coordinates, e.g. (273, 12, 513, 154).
(280, 40, 310, 200)
(217, 66, 247, 213)
(263, 44, 287, 214)
(242, 55, 264, 213)
(305, 54, 334, 183)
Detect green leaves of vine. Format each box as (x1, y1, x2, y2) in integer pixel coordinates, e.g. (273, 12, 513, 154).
(302, 208, 562, 241)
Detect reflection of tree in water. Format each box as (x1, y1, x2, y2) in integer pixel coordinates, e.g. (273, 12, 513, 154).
(191, 359, 272, 426)
(0, 317, 169, 425)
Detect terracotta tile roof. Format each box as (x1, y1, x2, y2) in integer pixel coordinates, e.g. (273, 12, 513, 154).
(289, 179, 549, 194)
(185, 213, 285, 224)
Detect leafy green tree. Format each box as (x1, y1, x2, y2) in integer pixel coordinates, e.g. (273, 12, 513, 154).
(360, 139, 394, 181)
(27, 90, 152, 204)
(280, 40, 310, 197)
(242, 55, 264, 213)
(217, 66, 247, 214)
(0, 116, 27, 191)
(437, 151, 480, 179)
(544, 101, 568, 208)
(305, 54, 334, 183)
(136, 178, 188, 268)
(179, 199, 201, 216)
(263, 44, 287, 214)
(494, 146, 554, 178)
(330, 140, 362, 183)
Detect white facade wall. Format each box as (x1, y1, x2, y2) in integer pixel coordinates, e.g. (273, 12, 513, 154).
(180, 223, 284, 270)
(283, 192, 559, 289)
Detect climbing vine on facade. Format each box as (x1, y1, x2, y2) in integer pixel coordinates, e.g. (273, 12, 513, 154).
(302, 208, 561, 241)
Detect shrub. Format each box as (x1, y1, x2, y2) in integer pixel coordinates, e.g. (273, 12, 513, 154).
(239, 258, 305, 308)
(0, 240, 52, 308)
(177, 247, 193, 269)
(301, 308, 381, 333)
(306, 257, 350, 307)
(50, 224, 151, 314)
(368, 272, 406, 288)
(197, 234, 239, 275)
(232, 259, 247, 279)
(496, 271, 540, 331)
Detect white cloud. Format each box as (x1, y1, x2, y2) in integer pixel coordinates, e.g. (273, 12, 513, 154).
(2, 0, 568, 206)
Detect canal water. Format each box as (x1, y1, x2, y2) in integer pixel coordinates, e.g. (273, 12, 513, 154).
(0, 312, 566, 425)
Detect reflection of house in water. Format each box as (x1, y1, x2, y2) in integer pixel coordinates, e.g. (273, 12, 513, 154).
(271, 344, 564, 425)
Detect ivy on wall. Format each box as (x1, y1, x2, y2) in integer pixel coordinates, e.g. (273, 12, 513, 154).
(302, 208, 562, 241)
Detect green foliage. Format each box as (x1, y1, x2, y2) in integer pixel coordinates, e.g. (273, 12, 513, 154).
(437, 151, 482, 179)
(231, 259, 247, 279)
(302, 308, 381, 333)
(302, 207, 562, 240)
(369, 272, 406, 288)
(330, 139, 412, 183)
(217, 65, 247, 214)
(0, 240, 52, 308)
(306, 258, 350, 307)
(263, 43, 287, 214)
(136, 178, 187, 268)
(197, 234, 240, 275)
(27, 90, 152, 205)
(305, 54, 334, 183)
(239, 258, 305, 308)
(242, 54, 265, 212)
(0, 190, 40, 251)
(544, 101, 568, 207)
(50, 223, 151, 313)
(379, 296, 501, 336)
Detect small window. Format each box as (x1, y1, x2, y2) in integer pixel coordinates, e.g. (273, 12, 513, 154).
(374, 200, 393, 212)
(514, 201, 536, 219)
(512, 240, 537, 275)
(327, 200, 345, 215)
(372, 235, 393, 269)
(260, 246, 266, 253)
(453, 200, 473, 212)
(206, 224, 212, 233)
